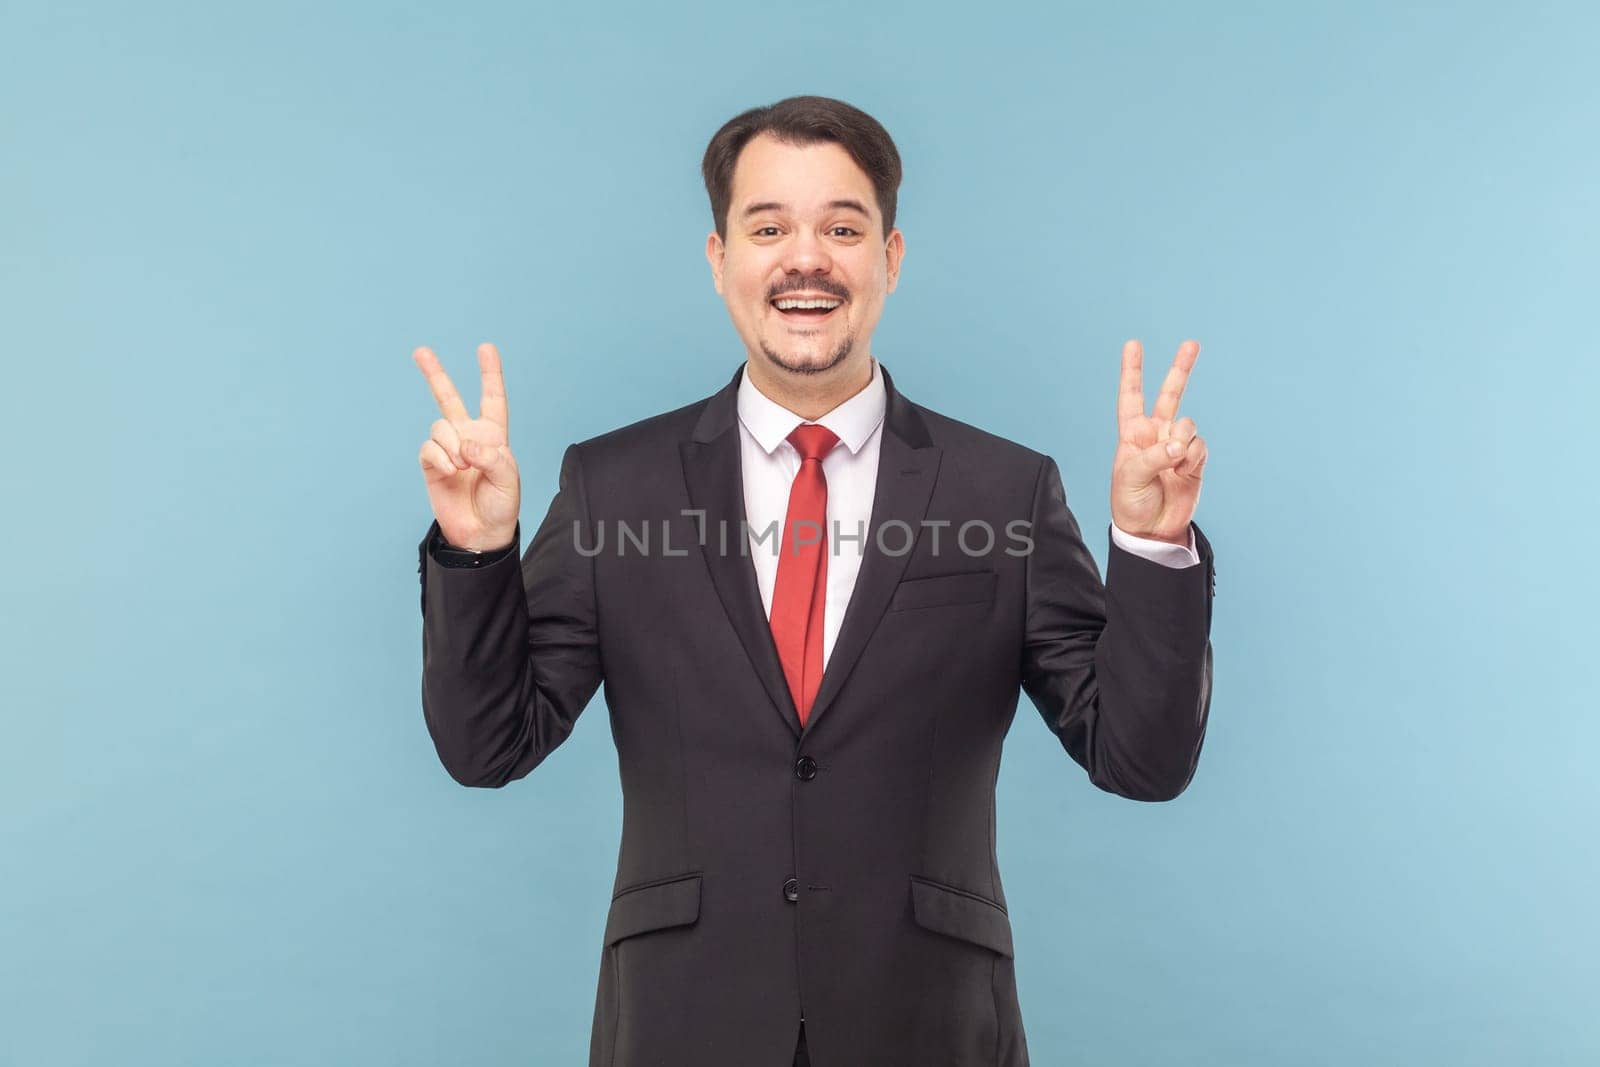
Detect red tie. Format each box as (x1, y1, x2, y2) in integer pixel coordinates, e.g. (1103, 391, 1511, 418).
(770, 424, 840, 727)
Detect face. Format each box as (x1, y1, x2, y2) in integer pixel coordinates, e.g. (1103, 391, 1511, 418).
(706, 132, 904, 378)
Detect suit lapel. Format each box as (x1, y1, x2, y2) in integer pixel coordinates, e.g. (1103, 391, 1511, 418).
(803, 365, 939, 734)
(679, 361, 941, 740)
(681, 365, 802, 737)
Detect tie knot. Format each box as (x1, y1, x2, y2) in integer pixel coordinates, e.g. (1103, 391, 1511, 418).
(787, 423, 840, 462)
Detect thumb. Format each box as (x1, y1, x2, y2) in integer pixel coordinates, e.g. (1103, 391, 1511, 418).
(1127, 438, 1185, 485)
(463, 438, 517, 491)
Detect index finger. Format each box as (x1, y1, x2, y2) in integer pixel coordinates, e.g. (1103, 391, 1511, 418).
(413, 346, 471, 425)
(1117, 339, 1145, 431)
(1150, 340, 1200, 423)
(477, 342, 508, 430)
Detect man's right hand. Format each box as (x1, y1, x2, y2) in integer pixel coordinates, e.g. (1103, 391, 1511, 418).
(413, 342, 521, 552)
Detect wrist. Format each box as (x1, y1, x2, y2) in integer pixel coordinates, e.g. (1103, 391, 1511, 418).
(437, 527, 516, 555)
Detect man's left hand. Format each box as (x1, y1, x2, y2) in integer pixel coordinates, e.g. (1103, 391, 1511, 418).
(1110, 338, 1208, 545)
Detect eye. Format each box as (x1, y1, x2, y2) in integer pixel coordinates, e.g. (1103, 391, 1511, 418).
(829, 227, 860, 237)
(754, 226, 781, 237)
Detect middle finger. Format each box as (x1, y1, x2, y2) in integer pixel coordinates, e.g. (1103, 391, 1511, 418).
(1150, 340, 1199, 423)
(414, 346, 472, 425)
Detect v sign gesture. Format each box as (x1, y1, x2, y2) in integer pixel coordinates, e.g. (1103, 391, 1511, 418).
(414, 342, 522, 553)
(1110, 339, 1208, 545)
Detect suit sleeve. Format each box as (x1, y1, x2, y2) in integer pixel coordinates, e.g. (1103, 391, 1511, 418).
(417, 443, 604, 788)
(1019, 455, 1214, 801)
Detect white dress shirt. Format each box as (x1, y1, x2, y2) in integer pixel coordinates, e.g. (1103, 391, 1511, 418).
(736, 357, 1201, 669)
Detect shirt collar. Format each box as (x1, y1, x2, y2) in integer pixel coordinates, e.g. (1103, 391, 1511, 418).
(736, 356, 887, 457)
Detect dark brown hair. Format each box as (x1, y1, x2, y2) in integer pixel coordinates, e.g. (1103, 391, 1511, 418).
(701, 95, 903, 241)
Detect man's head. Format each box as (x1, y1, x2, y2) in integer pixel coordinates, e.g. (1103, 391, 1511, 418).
(703, 96, 904, 383)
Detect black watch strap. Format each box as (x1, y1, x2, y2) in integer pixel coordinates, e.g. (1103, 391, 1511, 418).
(431, 524, 518, 569)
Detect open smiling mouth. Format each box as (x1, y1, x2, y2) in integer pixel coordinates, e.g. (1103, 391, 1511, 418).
(770, 296, 844, 322)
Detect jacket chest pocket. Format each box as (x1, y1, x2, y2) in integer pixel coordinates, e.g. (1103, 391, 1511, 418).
(888, 569, 997, 612)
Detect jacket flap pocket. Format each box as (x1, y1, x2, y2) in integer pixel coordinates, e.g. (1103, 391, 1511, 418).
(888, 570, 998, 612)
(604, 872, 702, 946)
(909, 876, 1014, 958)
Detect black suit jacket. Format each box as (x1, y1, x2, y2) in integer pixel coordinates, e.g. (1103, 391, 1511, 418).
(417, 362, 1215, 1066)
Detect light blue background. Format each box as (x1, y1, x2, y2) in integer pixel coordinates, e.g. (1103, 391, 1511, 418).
(3, 1, 1595, 1064)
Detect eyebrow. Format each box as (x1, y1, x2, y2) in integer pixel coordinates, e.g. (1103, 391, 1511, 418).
(741, 199, 871, 219)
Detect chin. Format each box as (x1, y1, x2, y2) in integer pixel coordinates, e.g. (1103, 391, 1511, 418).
(760, 336, 855, 377)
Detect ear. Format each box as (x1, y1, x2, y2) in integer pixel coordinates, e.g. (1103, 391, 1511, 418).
(705, 231, 726, 296)
(883, 228, 905, 295)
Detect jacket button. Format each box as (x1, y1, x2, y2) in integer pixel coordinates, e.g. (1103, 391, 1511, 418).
(783, 877, 799, 903)
(794, 756, 818, 781)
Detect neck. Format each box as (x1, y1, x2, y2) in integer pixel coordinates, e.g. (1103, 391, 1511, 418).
(744, 353, 875, 421)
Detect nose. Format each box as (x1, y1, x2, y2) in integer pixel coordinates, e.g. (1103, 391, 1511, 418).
(780, 228, 833, 276)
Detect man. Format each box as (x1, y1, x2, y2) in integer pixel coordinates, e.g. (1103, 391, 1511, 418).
(413, 95, 1213, 1067)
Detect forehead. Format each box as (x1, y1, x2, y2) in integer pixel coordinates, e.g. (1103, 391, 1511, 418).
(729, 133, 878, 221)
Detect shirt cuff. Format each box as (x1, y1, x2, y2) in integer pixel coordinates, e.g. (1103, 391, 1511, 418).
(1110, 521, 1200, 569)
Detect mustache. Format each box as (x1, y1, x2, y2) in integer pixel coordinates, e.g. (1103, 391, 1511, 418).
(768, 280, 849, 301)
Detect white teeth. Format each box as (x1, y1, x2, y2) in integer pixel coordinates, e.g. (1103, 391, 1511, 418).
(774, 298, 842, 310)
